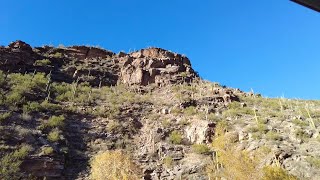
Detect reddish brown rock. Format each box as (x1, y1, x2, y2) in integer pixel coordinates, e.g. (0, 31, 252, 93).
(120, 48, 197, 86)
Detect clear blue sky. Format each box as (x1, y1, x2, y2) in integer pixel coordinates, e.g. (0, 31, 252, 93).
(1, 1, 320, 99)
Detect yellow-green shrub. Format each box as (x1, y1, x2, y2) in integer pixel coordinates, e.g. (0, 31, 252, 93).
(90, 150, 140, 180)
(169, 131, 183, 144)
(262, 166, 297, 180)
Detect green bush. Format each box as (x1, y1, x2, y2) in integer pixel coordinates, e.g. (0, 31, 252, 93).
(33, 59, 51, 66)
(23, 101, 41, 113)
(169, 131, 183, 144)
(51, 52, 63, 58)
(107, 121, 121, 133)
(292, 119, 308, 127)
(42, 146, 54, 155)
(6, 73, 48, 106)
(0, 145, 31, 179)
(47, 115, 65, 128)
(266, 131, 282, 141)
(5, 91, 24, 106)
(163, 156, 174, 168)
(47, 129, 61, 142)
(53, 82, 95, 105)
(192, 144, 211, 154)
(40, 100, 61, 112)
(0, 112, 11, 123)
(183, 106, 197, 116)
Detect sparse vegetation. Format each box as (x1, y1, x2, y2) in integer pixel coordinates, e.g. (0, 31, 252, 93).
(306, 156, 320, 168)
(46, 115, 65, 128)
(42, 146, 54, 155)
(0, 145, 32, 179)
(163, 156, 174, 168)
(34, 59, 51, 66)
(169, 130, 183, 144)
(192, 144, 211, 154)
(262, 166, 298, 180)
(47, 128, 61, 142)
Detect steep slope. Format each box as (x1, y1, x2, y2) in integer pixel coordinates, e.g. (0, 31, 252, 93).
(0, 40, 319, 180)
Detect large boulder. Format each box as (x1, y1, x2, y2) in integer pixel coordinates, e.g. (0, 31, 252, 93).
(185, 120, 216, 144)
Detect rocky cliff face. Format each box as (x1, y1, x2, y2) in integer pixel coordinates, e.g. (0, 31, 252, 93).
(0, 41, 197, 87)
(0, 40, 319, 180)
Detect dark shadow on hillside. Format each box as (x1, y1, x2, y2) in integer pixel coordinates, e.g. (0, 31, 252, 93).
(62, 112, 95, 180)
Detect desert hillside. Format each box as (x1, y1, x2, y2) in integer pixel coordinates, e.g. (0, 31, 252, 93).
(0, 40, 319, 180)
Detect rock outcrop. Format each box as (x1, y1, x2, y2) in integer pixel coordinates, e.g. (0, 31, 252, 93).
(0, 40, 39, 72)
(0, 41, 198, 87)
(21, 156, 64, 178)
(120, 48, 197, 86)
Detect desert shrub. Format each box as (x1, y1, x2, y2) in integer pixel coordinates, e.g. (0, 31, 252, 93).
(292, 119, 308, 127)
(107, 120, 121, 133)
(5, 91, 24, 106)
(105, 105, 120, 118)
(163, 156, 174, 168)
(266, 131, 282, 141)
(208, 123, 295, 180)
(34, 59, 51, 66)
(248, 123, 268, 134)
(47, 115, 65, 128)
(228, 101, 242, 109)
(20, 113, 32, 121)
(0, 145, 31, 180)
(295, 129, 310, 141)
(192, 144, 211, 154)
(306, 156, 320, 168)
(0, 112, 11, 123)
(170, 107, 182, 114)
(90, 150, 140, 180)
(40, 100, 61, 112)
(215, 120, 229, 136)
(23, 101, 41, 113)
(162, 119, 172, 128)
(206, 113, 221, 122)
(208, 131, 262, 180)
(47, 129, 61, 142)
(262, 166, 297, 180)
(222, 105, 254, 117)
(183, 106, 197, 116)
(52, 82, 73, 101)
(169, 131, 183, 144)
(42, 146, 54, 155)
(180, 72, 188, 77)
(6, 73, 48, 106)
(53, 82, 95, 105)
(260, 99, 282, 111)
(51, 52, 63, 58)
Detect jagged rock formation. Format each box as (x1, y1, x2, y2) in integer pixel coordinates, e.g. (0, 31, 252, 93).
(0, 41, 198, 87)
(120, 48, 197, 86)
